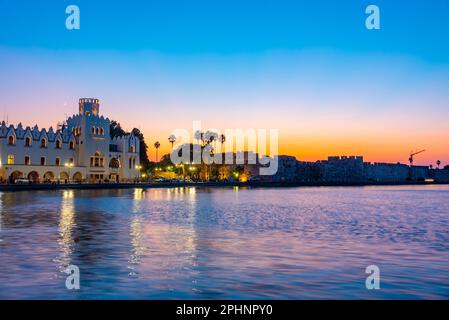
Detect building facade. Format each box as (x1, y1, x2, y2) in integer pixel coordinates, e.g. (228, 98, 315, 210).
(0, 98, 141, 183)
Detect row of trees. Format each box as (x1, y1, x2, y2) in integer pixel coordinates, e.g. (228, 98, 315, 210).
(150, 131, 249, 181)
(429, 160, 443, 169)
(153, 130, 226, 162)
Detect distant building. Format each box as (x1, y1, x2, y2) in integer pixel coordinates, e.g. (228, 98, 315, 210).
(0, 98, 140, 183)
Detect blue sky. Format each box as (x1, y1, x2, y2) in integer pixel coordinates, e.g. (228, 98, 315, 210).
(1, 0, 448, 59)
(1, 0, 449, 163)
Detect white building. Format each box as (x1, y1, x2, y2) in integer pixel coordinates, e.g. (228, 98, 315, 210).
(0, 98, 141, 183)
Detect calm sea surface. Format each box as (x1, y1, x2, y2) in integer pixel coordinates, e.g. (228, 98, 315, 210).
(0, 185, 448, 299)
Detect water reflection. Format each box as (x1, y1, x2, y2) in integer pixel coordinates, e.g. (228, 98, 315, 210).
(1, 186, 449, 299)
(56, 190, 75, 270)
(0, 192, 3, 242)
(128, 189, 145, 275)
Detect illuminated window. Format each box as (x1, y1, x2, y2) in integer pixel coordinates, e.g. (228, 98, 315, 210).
(91, 152, 103, 167)
(7, 154, 14, 165)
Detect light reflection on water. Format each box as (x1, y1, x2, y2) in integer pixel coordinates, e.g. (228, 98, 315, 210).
(0, 185, 448, 299)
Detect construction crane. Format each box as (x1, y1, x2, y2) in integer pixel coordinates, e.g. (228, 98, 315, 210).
(409, 149, 425, 166)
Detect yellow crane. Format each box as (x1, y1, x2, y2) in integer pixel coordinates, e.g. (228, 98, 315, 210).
(409, 149, 425, 166)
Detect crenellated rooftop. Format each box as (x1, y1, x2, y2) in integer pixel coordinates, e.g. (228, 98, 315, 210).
(0, 121, 75, 143)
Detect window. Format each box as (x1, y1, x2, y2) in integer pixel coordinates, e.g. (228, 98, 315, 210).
(41, 138, 47, 148)
(90, 152, 103, 167)
(69, 141, 74, 149)
(130, 145, 136, 153)
(69, 158, 74, 165)
(91, 127, 95, 134)
(129, 157, 132, 169)
(55, 157, 61, 166)
(7, 154, 14, 165)
(8, 136, 15, 145)
(40, 157, 46, 166)
(96, 127, 99, 135)
(25, 156, 31, 165)
(100, 128, 104, 135)
(25, 137, 31, 147)
(55, 140, 61, 149)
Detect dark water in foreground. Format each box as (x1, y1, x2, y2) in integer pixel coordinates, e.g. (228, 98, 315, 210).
(0, 185, 448, 299)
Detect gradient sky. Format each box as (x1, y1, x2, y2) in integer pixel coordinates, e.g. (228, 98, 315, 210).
(1, 0, 449, 165)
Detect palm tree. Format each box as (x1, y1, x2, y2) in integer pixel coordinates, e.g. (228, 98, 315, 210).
(437, 160, 441, 169)
(168, 134, 176, 149)
(219, 134, 226, 180)
(154, 141, 160, 162)
(194, 130, 202, 146)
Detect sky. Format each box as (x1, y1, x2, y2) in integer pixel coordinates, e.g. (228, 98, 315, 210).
(0, 0, 448, 165)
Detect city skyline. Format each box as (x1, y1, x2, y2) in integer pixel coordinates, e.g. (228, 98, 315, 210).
(1, 1, 449, 165)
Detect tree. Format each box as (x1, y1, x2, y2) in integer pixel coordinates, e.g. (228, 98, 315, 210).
(194, 130, 202, 145)
(110, 120, 126, 138)
(437, 160, 441, 169)
(131, 128, 150, 170)
(154, 141, 161, 162)
(168, 134, 176, 149)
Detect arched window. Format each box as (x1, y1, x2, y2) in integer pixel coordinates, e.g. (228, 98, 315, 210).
(41, 138, 47, 148)
(95, 127, 99, 135)
(91, 127, 95, 134)
(100, 128, 104, 135)
(69, 141, 75, 150)
(130, 145, 136, 153)
(25, 137, 31, 147)
(55, 140, 61, 149)
(90, 152, 103, 167)
(8, 135, 15, 145)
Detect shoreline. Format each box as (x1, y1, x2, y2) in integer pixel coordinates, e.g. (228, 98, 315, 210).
(0, 180, 447, 192)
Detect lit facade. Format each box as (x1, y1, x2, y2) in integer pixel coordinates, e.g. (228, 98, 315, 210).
(0, 98, 140, 183)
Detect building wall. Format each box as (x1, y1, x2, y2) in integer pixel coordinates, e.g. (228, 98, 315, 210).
(0, 98, 140, 183)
